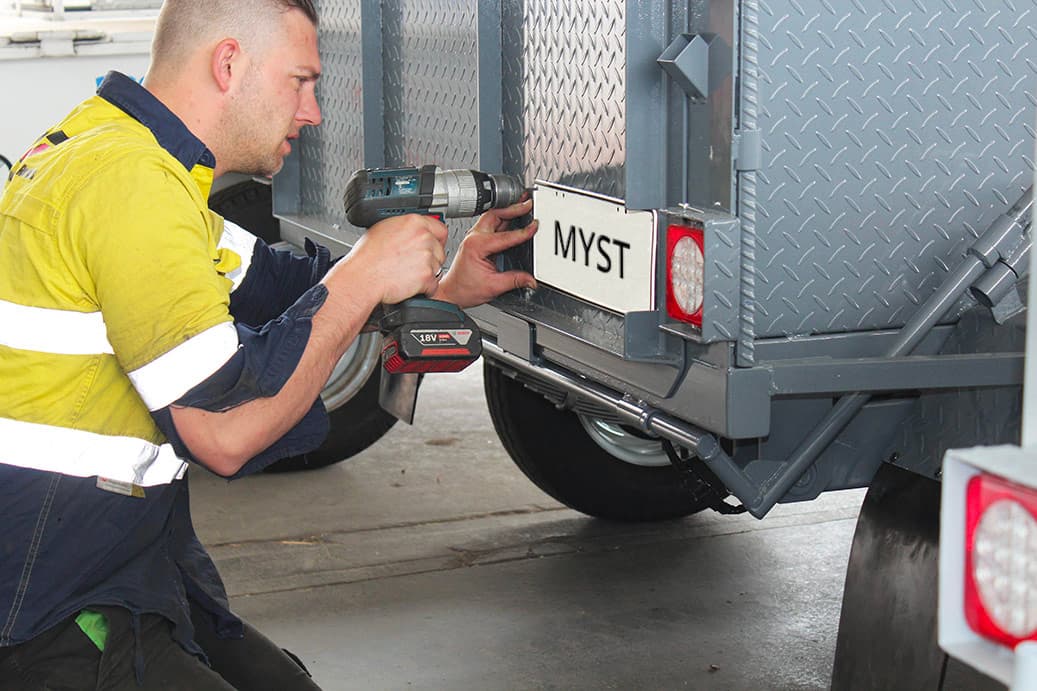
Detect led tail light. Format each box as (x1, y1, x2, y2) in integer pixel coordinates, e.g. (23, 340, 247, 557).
(964, 473, 1037, 648)
(666, 224, 705, 326)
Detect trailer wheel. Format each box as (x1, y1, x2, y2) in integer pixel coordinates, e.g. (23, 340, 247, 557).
(210, 179, 397, 472)
(483, 361, 714, 521)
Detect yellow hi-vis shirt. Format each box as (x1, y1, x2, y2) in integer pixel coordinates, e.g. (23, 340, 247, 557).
(0, 90, 246, 487)
(0, 73, 331, 655)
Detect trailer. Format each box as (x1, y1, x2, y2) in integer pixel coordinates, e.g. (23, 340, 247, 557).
(227, 1, 1035, 685)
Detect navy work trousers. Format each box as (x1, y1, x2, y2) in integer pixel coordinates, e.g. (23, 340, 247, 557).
(0, 601, 322, 690)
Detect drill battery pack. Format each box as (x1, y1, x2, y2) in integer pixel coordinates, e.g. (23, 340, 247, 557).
(378, 299, 482, 374)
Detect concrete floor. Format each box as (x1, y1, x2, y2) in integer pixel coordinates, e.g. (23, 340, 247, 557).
(191, 365, 865, 691)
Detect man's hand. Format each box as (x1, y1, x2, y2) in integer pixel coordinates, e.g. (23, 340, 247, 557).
(434, 198, 538, 308)
(172, 213, 449, 475)
(333, 213, 449, 306)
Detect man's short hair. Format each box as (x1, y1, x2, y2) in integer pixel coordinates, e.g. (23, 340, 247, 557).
(150, 0, 319, 75)
(280, 0, 318, 26)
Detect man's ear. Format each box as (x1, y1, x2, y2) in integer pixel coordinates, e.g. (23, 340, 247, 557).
(211, 38, 243, 93)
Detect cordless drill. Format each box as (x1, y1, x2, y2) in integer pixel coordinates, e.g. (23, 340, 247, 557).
(343, 165, 525, 374)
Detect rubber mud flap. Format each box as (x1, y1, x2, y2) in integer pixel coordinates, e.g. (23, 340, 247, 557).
(830, 462, 1003, 690)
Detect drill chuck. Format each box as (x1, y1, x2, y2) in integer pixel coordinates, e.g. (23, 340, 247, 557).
(483, 172, 525, 210)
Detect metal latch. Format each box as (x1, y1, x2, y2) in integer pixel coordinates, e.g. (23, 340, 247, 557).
(657, 33, 730, 103)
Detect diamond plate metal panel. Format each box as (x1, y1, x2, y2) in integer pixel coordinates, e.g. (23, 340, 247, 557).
(704, 214, 741, 342)
(297, 0, 484, 246)
(298, 1, 365, 230)
(502, 0, 627, 198)
(383, 0, 481, 246)
(496, 0, 629, 339)
(382, 0, 480, 169)
(748, 0, 1037, 338)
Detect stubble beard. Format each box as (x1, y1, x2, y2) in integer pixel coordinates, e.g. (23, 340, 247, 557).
(224, 74, 287, 178)
(225, 117, 285, 178)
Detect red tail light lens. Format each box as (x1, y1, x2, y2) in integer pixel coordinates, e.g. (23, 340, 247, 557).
(964, 473, 1037, 648)
(666, 224, 705, 326)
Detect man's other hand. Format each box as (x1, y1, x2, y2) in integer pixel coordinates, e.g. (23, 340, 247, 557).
(433, 198, 538, 308)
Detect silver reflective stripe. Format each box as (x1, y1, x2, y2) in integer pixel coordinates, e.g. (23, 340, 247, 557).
(127, 322, 240, 411)
(0, 299, 113, 355)
(0, 417, 188, 486)
(219, 220, 258, 293)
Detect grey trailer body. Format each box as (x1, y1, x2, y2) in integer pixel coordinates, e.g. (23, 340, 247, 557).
(274, 0, 1033, 520)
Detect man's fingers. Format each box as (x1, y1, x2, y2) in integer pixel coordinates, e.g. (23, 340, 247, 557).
(423, 276, 442, 298)
(470, 221, 538, 254)
(432, 242, 447, 270)
(493, 197, 534, 220)
(424, 216, 450, 244)
(473, 198, 534, 232)
(492, 270, 537, 292)
(471, 270, 536, 299)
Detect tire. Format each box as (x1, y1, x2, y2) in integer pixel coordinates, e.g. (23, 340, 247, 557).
(483, 361, 715, 521)
(209, 180, 398, 472)
(208, 178, 281, 243)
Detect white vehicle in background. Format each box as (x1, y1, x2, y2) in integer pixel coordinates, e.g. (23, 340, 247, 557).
(0, 0, 156, 185)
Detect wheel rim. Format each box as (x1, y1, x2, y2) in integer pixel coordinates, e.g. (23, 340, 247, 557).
(321, 333, 381, 412)
(577, 415, 671, 467)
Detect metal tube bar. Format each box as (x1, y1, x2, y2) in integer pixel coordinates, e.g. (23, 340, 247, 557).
(768, 352, 1023, 396)
(360, 0, 385, 169)
(890, 264, 989, 359)
(477, 0, 503, 174)
(1026, 182, 1037, 446)
(482, 342, 761, 504)
(755, 257, 988, 514)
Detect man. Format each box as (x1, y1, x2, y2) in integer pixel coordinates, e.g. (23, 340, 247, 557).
(0, 0, 537, 688)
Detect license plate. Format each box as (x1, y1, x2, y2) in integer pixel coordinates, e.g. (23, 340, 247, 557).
(532, 182, 656, 314)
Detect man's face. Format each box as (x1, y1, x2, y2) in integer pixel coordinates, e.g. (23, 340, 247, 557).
(225, 9, 322, 177)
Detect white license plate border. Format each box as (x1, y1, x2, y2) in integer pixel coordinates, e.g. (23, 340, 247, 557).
(531, 180, 657, 315)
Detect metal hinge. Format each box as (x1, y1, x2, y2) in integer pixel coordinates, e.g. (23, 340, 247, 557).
(733, 129, 762, 172)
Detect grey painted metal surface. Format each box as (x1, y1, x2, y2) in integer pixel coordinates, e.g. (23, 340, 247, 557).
(476, 0, 503, 173)
(697, 208, 742, 343)
(745, 1, 1036, 338)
